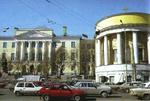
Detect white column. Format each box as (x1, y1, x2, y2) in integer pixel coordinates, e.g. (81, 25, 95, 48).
(133, 31, 138, 64)
(42, 41, 45, 61)
(148, 33, 150, 64)
(14, 41, 18, 61)
(96, 39, 101, 66)
(48, 42, 51, 61)
(35, 41, 38, 61)
(28, 41, 31, 61)
(20, 42, 24, 61)
(117, 33, 122, 64)
(104, 36, 108, 65)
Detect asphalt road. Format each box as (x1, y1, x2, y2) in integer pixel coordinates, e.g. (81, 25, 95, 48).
(0, 88, 142, 101)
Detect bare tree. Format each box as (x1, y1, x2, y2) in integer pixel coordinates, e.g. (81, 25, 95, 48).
(55, 47, 66, 78)
(80, 49, 95, 79)
(1, 53, 8, 73)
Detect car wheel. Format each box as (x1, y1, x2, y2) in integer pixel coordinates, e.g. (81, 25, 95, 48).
(15, 91, 21, 96)
(143, 94, 150, 100)
(101, 92, 108, 98)
(43, 95, 50, 101)
(74, 95, 81, 101)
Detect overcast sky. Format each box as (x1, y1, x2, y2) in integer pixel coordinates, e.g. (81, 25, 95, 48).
(0, 0, 149, 38)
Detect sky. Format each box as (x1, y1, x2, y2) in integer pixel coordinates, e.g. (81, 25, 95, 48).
(0, 0, 149, 38)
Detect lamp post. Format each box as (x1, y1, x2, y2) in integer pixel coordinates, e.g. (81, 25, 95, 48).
(130, 42, 136, 81)
(120, 20, 128, 83)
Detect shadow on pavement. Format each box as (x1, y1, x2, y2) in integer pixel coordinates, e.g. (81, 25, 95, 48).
(0, 93, 5, 96)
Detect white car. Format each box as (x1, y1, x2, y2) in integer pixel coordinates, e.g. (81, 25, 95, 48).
(14, 82, 42, 96)
(73, 82, 112, 98)
(141, 82, 150, 88)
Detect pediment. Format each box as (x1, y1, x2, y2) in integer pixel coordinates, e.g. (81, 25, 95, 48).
(15, 30, 51, 38)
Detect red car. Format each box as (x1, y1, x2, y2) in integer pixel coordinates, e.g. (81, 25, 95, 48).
(38, 83, 85, 101)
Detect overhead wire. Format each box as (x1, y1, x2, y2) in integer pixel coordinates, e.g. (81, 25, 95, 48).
(17, 0, 62, 27)
(45, 0, 93, 37)
(15, 0, 92, 37)
(46, 0, 92, 26)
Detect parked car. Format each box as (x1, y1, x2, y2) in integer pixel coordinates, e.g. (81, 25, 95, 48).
(141, 82, 150, 88)
(14, 82, 42, 96)
(119, 81, 142, 93)
(130, 84, 150, 100)
(73, 81, 112, 98)
(38, 83, 85, 101)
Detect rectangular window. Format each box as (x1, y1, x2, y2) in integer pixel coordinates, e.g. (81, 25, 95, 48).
(38, 53, 42, 61)
(17, 83, 24, 87)
(31, 53, 35, 61)
(52, 42, 56, 48)
(25, 83, 34, 88)
(71, 42, 75, 48)
(38, 42, 42, 48)
(3, 42, 7, 48)
(32, 42, 35, 48)
(25, 42, 28, 47)
(109, 76, 114, 83)
(62, 42, 65, 48)
(71, 52, 75, 60)
(11, 53, 15, 60)
(12, 42, 15, 48)
(24, 53, 28, 61)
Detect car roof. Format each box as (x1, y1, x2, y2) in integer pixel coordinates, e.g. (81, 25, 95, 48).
(17, 81, 34, 83)
(43, 83, 67, 86)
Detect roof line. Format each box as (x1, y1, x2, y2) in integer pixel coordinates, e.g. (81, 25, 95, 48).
(96, 12, 150, 26)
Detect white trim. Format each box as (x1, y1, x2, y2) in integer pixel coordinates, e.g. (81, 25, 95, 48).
(117, 33, 122, 64)
(104, 36, 108, 65)
(96, 27, 149, 39)
(132, 32, 138, 64)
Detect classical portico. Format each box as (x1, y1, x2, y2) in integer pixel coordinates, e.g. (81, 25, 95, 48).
(95, 12, 150, 83)
(14, 41, 52, 62)
(13, 29, 53, 63)
(96, 31, 149, 66)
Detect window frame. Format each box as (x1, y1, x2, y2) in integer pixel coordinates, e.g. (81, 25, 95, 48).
(3, 42, 7, 48)
(71, 42, 75, 48)
(12, 42, 15, 48)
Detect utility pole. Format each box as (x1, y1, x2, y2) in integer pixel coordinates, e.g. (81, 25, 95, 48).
(120, 20, 128, 83)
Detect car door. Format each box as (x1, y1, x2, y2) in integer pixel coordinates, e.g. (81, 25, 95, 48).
(24, 82, 36, 94)
(15, 82, 25, 93)
(77, 83, 88, 93)
(87, 83, 99, 94)
(49, 85, 61, 97)
(59, 85, 72, 98)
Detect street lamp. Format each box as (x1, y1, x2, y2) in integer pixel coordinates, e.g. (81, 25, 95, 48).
(120, 20, 128, 83)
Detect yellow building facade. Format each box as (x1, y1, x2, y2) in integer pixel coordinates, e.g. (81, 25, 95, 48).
(0, 28, 95, 79)
(95, 12, 150, 83)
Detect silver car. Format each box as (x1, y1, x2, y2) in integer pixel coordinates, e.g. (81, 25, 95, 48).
(130, 82, 150, 100)
(73, 81, 112, 98)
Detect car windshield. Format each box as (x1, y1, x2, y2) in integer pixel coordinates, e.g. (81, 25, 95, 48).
(66, 85, 72, 89)
(74, 82, 80, 87)
(33, 82, 40, 87)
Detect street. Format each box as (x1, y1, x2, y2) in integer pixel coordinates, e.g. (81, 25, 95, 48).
(0, 88, 142, 101)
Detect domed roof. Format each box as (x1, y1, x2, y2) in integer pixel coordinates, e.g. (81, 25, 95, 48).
(96, 12, 150, 32)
